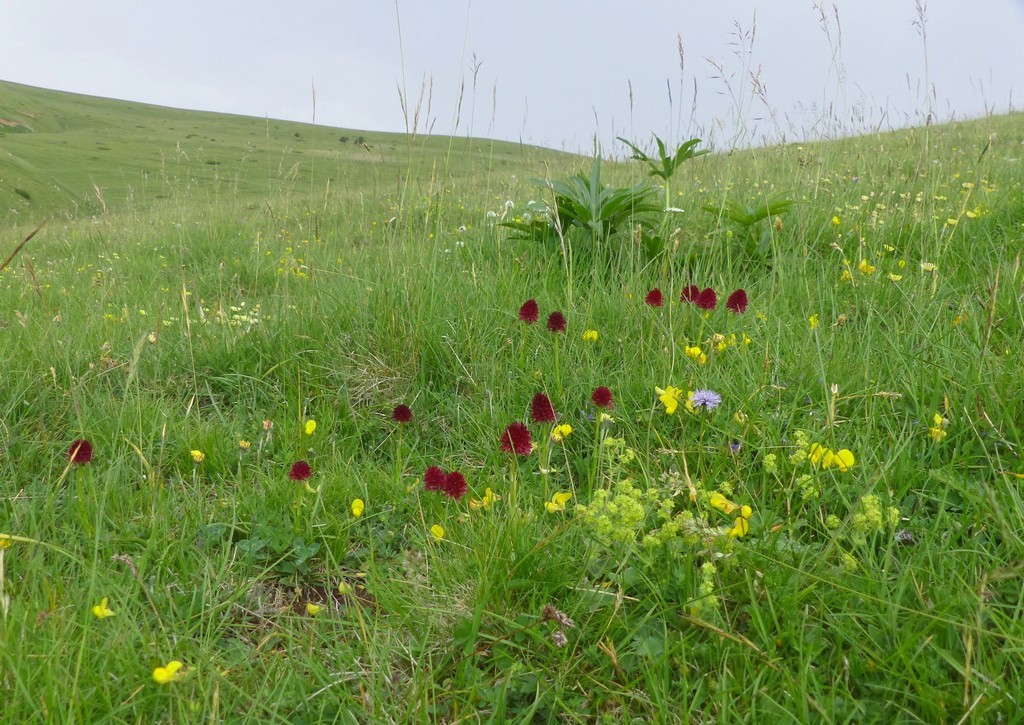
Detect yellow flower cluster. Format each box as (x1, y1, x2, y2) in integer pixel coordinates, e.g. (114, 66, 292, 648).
(684, 345, 707, 366)
(713, 332, 751, 352)
(708, 492, 753, 538)
(551, 424, 572, 442)
(928, 412, 948, 442)
(808, 444, 855, 472)
(469, 487, 499, 509)
(655, 386, 686, 415)
(858, 259, 876, 276)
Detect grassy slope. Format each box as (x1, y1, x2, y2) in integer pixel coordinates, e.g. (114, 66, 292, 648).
(0, 79, 574, 224)
(2, 82, 1024, 721)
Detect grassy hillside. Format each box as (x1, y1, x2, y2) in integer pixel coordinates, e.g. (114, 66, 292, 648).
(0, 79, 576, 224)
(2, 81, 1024, 721)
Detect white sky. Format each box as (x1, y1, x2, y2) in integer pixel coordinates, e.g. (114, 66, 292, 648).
(2, 1, 1023, 153)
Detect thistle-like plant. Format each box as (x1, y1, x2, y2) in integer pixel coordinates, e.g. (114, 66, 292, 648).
(617, 135, 708, 209)
(617, 135, 708, 264)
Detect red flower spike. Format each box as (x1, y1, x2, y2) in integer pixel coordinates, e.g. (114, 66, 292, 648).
(681, 285, 700, 303)
(518, 299, 539, 324)
(443, 471, 468, 500)
(391, 404, 413, 423)
(696, 287, 717, 311)
(500, 422, 534, 456)
(289, 461, 312, 481)
(645, 288, 664, 307)
(726, 288, 748, 314)
(530, 393, 557, 423)
(424, 466, 447, 491)
(591, 386, 614, 409)
(68, 439, 93, 465)
(546, 311, 567, 333)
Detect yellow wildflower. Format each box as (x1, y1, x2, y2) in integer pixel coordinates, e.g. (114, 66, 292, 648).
(551, 424, 573, 442)
(929, 413, 948, 442)
(822, 448, 855, 472)
(709, 492, 737, 514)
(858, 259, 876, 276)
(581, 329, 599, 342)
(91, 597, 115, 619)
(238, 439, 251, 450)
(469, 487, 499, 509)
(888, 273, 902, 282)
(727, 516, 750, 538)
(831, 215, 841, 227)
(152, 661, 185, 685)
(656, 386, 684, 415)
(351, 498, 365, 517)
(545, 492, 573, 514)
(304, 419, 317, 436)
(684, 346, 707, 365)
(306, 603, 322, 616)
(190, 450, 204, 464)
(808, 314, 819, 331)
(430, 524, 445, 541)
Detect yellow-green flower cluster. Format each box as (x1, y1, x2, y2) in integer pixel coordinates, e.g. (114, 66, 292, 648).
(576, 479, 655, 544)
(642, 510, 698, 548)
(796, 474, 819, 501)
(788, 430, 811, 465)
(850, 494, 900, 543)
(601, 437, 636, 466)
(689, 561, 719, 616)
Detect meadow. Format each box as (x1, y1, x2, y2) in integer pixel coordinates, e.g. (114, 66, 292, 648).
(2, 79, 1024, 722)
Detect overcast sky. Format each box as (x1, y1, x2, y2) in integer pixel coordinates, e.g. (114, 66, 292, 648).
(2, 1, 1023, 153)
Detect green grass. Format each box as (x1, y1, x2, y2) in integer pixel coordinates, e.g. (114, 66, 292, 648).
(2, 81, 1024, 722)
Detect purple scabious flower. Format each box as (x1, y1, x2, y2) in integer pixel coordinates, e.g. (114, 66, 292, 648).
(691, 389, 722, 410)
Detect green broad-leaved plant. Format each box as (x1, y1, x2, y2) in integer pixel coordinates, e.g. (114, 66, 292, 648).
(500, 155, 660, 272)
(701, 195, 795, 259)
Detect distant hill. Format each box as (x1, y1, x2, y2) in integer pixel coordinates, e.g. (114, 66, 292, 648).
(0, 79, 573, 224)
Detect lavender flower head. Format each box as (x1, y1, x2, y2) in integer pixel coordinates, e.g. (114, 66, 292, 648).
(691, 389, 722, 411)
